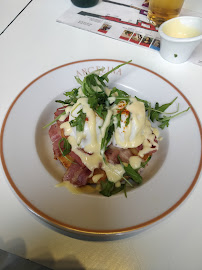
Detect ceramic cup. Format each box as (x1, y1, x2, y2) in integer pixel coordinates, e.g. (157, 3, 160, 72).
(158, 16, 202, 64)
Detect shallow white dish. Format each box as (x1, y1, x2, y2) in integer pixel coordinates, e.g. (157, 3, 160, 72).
(1, 59, 202, 236)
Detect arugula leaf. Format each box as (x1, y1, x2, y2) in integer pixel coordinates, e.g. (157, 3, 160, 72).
(109, 87, 130, 105)
(74, 76, 83, 85)
(87, 91, 108, 119)
(135, 96, 189, 130)
(99, 179, 115, 197)
(69, 109, 86, 132)
(115, 108, 130, 128)
(87, 74, 105, 89)
(150, 97, 177, 122)
(58, 138, 71, 156)
(124, 164, 142, 184)
(100, 116, 114, 154)
(158, 117, 170, 129)
(95, 74, 107, 88)
(81, 73, 105, 97)
(141, 156, 152, 168)
(116, 111, 122, 128)
(99, 179, 125, 197)
(158, 107, 190, 129)
(56, 88, 79, 105)
(75, 72, 109, 120)
(111, 185, 125, 195)
(100, 155, 153, 197)
(94, 104, 108, 120)
(115, 108, 124, 127)
(150, 102, 160, 122)
(118, 157, 142, 184)
(101, 60, 132, 82)
(43, 111, 66, 129)
(87, 95, 98, 109)
(125, 112, 130, 126)
(110, 87, 129, 97)
(119, 156, 152, 185)
(135, 96, 151, 112)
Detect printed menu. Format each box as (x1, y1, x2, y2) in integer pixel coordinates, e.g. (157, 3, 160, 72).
(57, 0, 202, 65)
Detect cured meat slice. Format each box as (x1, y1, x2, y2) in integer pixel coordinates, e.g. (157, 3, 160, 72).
(63, 163, 91, 186)
(105, 145, 133, 164)
(49, 123, 61, 143)
(69, 151, 86, 167)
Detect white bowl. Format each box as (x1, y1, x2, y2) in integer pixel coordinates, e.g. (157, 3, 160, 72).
(1, 59, 202, 236)
(159, 16, 202, 64)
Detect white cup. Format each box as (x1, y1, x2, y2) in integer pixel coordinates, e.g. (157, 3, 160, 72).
(158, 16, 202, 64)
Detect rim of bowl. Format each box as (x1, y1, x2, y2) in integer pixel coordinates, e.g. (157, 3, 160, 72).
(158, 16, 202, 42)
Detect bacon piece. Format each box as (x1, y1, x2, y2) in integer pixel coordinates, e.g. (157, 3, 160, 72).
(54, 107, 66, 118)
(105, 145, 120, 164)
(54, 107, 69, 124)
(49, 123, 62, 143)
(136, 144, 143, 151)
(63, 163, 80, 182)
(119, 148, 133, 163)
(105, 145, 133, 164)
(76, 167, 92, 186)
(69, 151, 85, 167)
(129, 144, 143, 156)
(49, 121, 65, 159)
(63, 163, 91, 187)
(88, 168, 107, 184)
(58, 155, 73, 169)
(52, 137, 65, 159)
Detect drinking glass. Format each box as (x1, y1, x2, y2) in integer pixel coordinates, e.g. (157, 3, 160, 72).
(147, 0, 185, 27)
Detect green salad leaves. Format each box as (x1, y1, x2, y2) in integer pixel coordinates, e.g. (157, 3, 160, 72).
(69, 109, 86, 132)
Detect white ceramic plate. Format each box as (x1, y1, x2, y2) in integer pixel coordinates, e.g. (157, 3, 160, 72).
(1, 60, 202, 236)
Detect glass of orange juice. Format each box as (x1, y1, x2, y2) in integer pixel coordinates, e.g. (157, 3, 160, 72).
(147, 0, 185, 27)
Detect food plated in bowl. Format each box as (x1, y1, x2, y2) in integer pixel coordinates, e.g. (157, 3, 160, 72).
(1, 59, 201, 235)
(45, 61, 189, 197)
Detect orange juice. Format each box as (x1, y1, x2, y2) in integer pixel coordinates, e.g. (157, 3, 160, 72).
(148, 0, 185, 27)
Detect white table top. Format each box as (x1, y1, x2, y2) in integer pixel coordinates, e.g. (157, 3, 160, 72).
(0, 0, 32, 34)
(0, 0, 202, 269)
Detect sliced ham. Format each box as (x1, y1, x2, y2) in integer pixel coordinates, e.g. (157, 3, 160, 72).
(69, 151, 85, 167)
(53, 137, 64, 159)
(76, 167, 92, 186)
(105, 145, 120, 164)
(105, 145, 133, 164)
(49, 123, 62, 143)
(63, 163, 91, 186)
(54, 107, 69, 124)
(118, 148, 133, 163)
(136, 144, 143, 151)
(63, 150, 92, 186)
(54, 107, 66, 118)
(63, 163, 81, 182)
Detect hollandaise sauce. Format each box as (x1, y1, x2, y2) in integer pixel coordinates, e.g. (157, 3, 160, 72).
(163, 19, 201, 38)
